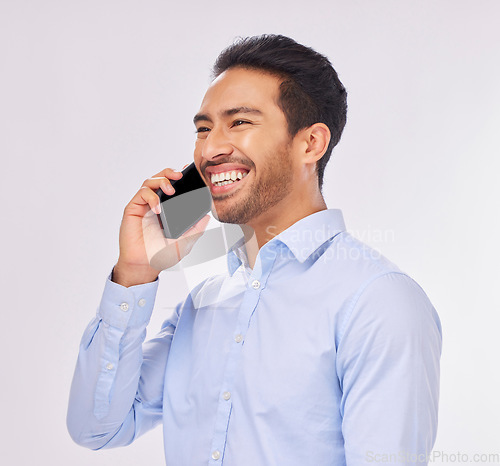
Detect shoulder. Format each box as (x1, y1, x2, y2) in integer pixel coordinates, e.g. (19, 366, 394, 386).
(321, 232, 441, 339)
(338, 269, 442, 355)
(311, 231, 405, 303)
(326, 231, 403, 277)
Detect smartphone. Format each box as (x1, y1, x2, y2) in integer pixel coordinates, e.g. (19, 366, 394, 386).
(155, 163, 212, 239)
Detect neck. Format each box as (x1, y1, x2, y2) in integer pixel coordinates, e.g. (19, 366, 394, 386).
(239, 189, 327, 269)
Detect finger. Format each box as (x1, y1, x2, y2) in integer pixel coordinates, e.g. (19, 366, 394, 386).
(142, 165, 186, 194)
(134, 186, 162, 214)
(151, 167, 184, 179)
(159, 178, 175, 196)
(141, 176, 176, 196)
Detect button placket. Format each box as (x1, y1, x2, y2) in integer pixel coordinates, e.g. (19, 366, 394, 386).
(206, 243, 278, 464)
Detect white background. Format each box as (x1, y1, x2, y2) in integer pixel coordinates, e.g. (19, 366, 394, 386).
(1, 0, 499, 464)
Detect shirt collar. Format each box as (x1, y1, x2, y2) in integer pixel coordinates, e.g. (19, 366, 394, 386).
(227, 235, 250, 275)
(226, 209, 346, 275)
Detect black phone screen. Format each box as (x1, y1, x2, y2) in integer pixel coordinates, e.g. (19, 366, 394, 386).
(156, 163, 212, 239)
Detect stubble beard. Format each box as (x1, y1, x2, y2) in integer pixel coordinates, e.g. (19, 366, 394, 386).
(212, 144, 294, 225)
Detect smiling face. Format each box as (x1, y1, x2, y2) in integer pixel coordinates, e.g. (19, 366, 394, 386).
(193, 67, 297, 226)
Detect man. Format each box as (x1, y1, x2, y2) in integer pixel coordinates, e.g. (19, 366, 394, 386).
(68, 35, 442, 465)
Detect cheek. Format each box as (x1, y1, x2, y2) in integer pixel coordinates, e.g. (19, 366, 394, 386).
(193, 141, 203, 161)
(234, 130, 279, 159)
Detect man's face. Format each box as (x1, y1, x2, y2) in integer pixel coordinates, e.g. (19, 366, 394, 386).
(193, 67, 296, 225)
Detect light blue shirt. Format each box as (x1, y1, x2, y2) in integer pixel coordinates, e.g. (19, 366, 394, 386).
(67, 209, 442, 465)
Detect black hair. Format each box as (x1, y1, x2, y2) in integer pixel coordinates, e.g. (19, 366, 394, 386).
(212, 34, 347, 191)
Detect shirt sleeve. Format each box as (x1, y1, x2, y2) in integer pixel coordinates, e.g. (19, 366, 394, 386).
(67, 273, 180, 450)
(336, 272, 442, 465)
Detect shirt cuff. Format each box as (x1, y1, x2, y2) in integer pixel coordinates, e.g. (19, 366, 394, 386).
(98, 272, 159, 331)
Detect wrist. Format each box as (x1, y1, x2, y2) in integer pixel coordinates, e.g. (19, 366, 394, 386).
(112, 262, 159, 287)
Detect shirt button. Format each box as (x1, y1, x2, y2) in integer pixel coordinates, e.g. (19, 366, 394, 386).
(234, 334, 243, 343)
(106, 363, 114, 370)
(223, 391, 231, 401)
(251, 279, 260, 289)
(211, 450, 221, 460)
(138, 298, 146, 307)
(120, 302, 129, 312)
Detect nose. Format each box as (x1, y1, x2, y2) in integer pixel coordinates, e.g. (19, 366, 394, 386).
(200, 125, 233, 162)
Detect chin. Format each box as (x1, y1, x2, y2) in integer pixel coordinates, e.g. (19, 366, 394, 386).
(211, 205, 243, 225)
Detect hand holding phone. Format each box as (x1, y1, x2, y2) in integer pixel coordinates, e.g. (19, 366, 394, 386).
(113, 165, 211, 287)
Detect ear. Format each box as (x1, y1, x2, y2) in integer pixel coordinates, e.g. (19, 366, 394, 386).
(301, 123, 331, 165)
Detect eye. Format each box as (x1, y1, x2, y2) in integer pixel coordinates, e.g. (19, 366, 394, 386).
(232, 120, 250, 127)
(195, 126, 210, 133)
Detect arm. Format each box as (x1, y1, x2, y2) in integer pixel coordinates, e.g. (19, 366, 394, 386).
(67, 166, 209, 448)
(67, 274, 180, 449)
(67, 168, 209, 449)
(337, 272, 442, 465)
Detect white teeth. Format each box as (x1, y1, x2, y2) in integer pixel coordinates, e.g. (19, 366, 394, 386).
(211, 170, 249, 186)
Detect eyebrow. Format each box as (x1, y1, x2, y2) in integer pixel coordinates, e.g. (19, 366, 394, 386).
(193, 106, 263, 125)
